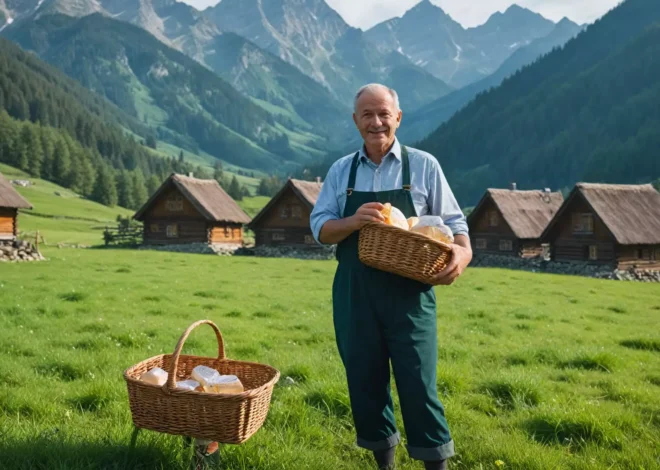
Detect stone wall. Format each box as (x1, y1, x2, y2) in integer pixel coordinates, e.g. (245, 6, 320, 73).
(137, 242, 242, 256)
(236, 245, 336, 260)
(470, 253, 660, 282)
(0, 240, 44, 262)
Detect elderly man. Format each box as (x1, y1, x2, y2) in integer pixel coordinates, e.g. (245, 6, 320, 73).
(310, 84, 472, 469)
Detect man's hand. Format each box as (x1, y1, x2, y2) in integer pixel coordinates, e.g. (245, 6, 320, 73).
(348, 202, 385, 231)
(319, 202, 385, 245)
(431, 235, 472, 286)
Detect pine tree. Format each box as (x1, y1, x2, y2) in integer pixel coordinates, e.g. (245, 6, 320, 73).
(132, 170, 148, 208)
(22, 123, 43, 177)
(228, 175, 243, 201)
(147, 174, 161, 196)
(39, 126, 56, 181)
(92, 164, 118, 207)
(116, 170, 136, 209)
(0, 110, 19, 166)
(52, 138, 71, 185)
(178, 150, 185, 163)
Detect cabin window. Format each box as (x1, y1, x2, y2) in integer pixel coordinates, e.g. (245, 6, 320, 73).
(499, 240, 512, 252)
(304, 235, 315, 244)
(166, 224, 178, 238)
(641, 249, 651, 259)
(572, 213, 594, 234)
(588, 245, 598, 261)
(166, 194, 184, 212)
(488, 211, 499, 227)
(637, 249, 643, 259)
(476, 238, 487, 250)
(150, 224, 160, 233)
(654, 248, 660, 260)
(291, 205, 303, 219)
(279, 206, 288, 219)
(224, 227, 230, 237)
(272, 233, 286, 241)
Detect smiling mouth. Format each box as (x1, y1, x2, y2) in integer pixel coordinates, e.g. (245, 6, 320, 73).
(368, 130, 387, 135)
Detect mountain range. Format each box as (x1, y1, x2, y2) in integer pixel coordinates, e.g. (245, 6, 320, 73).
(365, 1, 569, 88)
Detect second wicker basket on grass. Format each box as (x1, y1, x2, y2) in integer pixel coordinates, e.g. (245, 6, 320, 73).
(124, 319, 280, 444)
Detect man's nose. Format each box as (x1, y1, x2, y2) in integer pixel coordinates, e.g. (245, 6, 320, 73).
(370, 115, 383, 127)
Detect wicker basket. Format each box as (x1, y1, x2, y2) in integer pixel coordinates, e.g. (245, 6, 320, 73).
(123, 320, 280, 444)
(358, 223, 453, 284)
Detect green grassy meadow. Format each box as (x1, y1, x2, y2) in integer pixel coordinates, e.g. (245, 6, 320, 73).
(0, 248, 659, 469)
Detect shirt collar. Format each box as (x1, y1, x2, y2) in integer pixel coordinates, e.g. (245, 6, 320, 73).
(359, 137, 402, 164)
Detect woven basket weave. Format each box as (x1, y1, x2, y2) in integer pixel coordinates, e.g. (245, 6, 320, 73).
(358, 223, 453, 284)
(123, 320, 280, 444)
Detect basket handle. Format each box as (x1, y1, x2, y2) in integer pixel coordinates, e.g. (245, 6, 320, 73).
(165, 320, 226, 391)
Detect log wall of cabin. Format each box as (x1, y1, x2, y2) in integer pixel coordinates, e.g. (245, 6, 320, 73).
(616, 245, 660, 270)
(209, 224, 243, 244)
(142, 185, 209, 245)
(469, 198, 520, 256)
(0, 208, 17, 240)
(254, 228, 318, 247)
(252, 188, 316, 247)
(548, 197, 616, 264)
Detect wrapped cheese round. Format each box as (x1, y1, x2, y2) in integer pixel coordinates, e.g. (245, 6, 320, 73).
(407, 217, 420, 230)
(410, 216, 454, 244)
(380, 203, 409, 230)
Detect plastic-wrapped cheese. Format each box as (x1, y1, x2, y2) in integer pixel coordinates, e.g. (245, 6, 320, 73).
(410, 216, 454, 244)
(140, 367, 168, 386)
(380, 203, 409, 230)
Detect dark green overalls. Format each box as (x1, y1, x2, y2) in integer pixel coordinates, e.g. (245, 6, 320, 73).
(332, 147, 455, 462)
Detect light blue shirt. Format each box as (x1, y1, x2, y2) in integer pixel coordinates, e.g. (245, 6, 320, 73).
(310, 137, 469, 245)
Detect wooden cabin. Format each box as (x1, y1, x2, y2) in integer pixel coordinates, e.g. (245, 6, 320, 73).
(133, 173, 251, 246)
(541, 183, 660, 269)
(248, 178, 323, 248)
(0, 172, 32, 241)
(467, 186, 564, 258)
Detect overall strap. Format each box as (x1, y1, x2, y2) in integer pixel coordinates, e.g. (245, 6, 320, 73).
(346, 151, 360, 196)
(402, 146, 412, 191)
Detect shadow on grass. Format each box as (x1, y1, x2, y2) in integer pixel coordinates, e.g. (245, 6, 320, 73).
(0, 439, 171, 470)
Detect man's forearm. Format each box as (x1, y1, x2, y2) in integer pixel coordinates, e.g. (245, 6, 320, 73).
(453, 234, 471, 250)
(319, 218, 356, 245)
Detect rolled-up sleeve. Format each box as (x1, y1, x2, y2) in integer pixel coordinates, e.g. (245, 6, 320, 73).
(310, 163, 342, 245)
(427, 159, 469, 237)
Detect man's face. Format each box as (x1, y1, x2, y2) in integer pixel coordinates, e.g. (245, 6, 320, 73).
(353, 89, 402, 149)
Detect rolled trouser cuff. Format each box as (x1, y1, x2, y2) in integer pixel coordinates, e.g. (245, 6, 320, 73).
(407, 439, 455, 461)
(357, 432, 401, 451)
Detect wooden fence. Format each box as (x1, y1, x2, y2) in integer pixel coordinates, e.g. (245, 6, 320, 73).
(103, 225, 143, 246)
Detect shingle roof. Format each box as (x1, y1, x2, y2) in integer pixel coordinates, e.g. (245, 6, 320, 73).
(133, 173, 251, 224)
(565, 183, 660, 245)
(0, 172, 32, 209)
(470, 188, 564, 239)
(248, 178, 322, 228)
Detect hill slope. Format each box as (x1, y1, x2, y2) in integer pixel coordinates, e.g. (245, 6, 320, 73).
(418, 0, 660, 206)
(0, 163, 133, 245)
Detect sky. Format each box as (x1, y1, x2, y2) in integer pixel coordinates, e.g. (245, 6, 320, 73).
(178, 0, 622, 30)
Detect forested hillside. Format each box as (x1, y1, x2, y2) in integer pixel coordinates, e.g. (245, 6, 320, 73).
(0, 36, 216, 209)
(4, 13, 328, 172)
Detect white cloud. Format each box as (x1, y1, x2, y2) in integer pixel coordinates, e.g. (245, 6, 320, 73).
(177, 0, 622, 29)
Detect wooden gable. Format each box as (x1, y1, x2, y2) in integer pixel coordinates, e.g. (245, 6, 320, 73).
(252, 186, 312, 229)
(468, 196, 515, 236)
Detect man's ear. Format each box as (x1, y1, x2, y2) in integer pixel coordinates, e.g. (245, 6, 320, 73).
(352, 113, 359, 128)
(396, 110, 403, 128)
